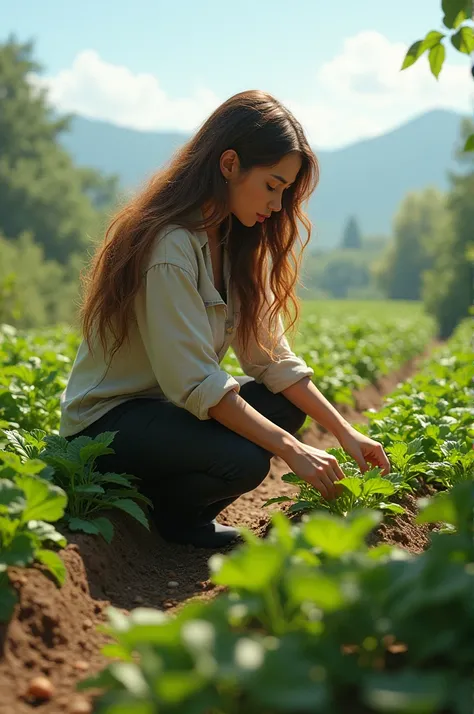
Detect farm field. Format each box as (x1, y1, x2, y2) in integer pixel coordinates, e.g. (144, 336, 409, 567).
(0, 304, 472, 714)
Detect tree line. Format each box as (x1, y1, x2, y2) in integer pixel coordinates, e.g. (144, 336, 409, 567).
(0, 35, 472, 339)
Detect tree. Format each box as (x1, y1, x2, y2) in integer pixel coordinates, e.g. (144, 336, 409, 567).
(375, 188, 446, 300)
(422, 169, 473, 337)
(0, 230, 84, 328)
(341, 216, 362, 250)
(400, 1, 473, 335)
(0, 37, 116, 263)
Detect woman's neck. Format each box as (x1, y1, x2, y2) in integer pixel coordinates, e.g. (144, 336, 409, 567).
(201, 201, 230, 245)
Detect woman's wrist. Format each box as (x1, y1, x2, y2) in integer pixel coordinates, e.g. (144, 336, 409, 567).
(275, 432, 301, 460)
(329, 416, 352, 441)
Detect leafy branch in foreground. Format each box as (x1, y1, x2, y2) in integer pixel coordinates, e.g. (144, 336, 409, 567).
(401, 0, 474, 151)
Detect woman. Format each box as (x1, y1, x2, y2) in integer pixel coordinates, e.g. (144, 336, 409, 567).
(60, 90, 390, 548)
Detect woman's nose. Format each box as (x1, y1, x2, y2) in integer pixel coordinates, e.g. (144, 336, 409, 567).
(269, 196, 282, 212)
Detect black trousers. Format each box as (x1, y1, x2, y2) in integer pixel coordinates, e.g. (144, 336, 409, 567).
(66, 377, 305, 534)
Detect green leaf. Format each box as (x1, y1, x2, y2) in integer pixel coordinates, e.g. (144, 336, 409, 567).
(442, 0, 471, 28)
(362, 477, 396, 497)
(91, 516, 114, 544)
(77, 432, 118, 465)
(364, 670, 449, 713)
(379, 502, 405, 515)
(212, 543, 283, 591)
(407, 438, 424, 456)
(281, 472, 303, 485)
(67, 516, 101, 536)
(0, 533, 36, 566)
(0, 478, 26, 516)
(263, 496, 292, 507)
(110, 499, 150, 530)
(27, 520, 67, 547)
(463, 134, 474, 152)
(35, 549, 66, 586)
(100, 472, 136, 486)
(303, 511, 381, 557)
(416, 492, 456, 527)
(107, 662, 151, 697)
(15, 474, 67, 523)
(428, 43, 446, 79)
(387, 442, 408, 459)
(74, 484, 105, 495)
(288, 500, 314, 514)
(285, 570, 344, 610)
(0, 576, 18, 623)
(401, 40, 425, 70)
(422, 30, 446, 49)
(451, 26, 474, 54)
(155, 671, 206, 704)
(270, 511, 294, 553)
(339, 477, 363, 498)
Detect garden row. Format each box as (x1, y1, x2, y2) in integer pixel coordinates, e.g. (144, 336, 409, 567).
(0, 316, 472, 712)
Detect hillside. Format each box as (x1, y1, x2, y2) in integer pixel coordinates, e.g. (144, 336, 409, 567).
(60, 109, 465, 247)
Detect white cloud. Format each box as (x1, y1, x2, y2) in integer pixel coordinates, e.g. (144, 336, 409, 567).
(34, 49, 220, 133)
(292, 31, 473, 148)
(35, 33, 473, 149)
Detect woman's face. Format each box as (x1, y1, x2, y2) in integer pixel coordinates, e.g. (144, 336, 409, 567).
(225, 151, 302, 227)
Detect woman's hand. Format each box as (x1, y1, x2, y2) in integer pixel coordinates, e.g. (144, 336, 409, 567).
(336, 424, 391, 475)
(283, 443, 346, 500)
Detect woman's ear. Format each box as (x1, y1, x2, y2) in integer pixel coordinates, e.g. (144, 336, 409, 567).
(220, 149, 240, 181)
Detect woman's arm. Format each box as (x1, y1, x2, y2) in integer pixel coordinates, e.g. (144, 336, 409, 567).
(282, 376, 391, 475)
(281, 376, 350, 438)
(208, 389, 345, 500)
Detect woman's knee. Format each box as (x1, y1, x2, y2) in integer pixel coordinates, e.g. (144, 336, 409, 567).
(282, 399, 307, 435)
(239, 380, 306, 435)
(229, 442, 271, 493)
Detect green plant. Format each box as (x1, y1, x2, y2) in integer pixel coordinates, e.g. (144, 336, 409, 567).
(2, 429, 152, 542)
(78, 483, 473, 714)
(264, 460, 404, 518)
(0, 451, 67, 622)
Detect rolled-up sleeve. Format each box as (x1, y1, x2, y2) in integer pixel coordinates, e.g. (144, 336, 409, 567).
(137, 261, 240, 420)
(231, 300, 314, 394)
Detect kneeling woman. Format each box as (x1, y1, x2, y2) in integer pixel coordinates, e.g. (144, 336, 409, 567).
(60, 90, 390, 548)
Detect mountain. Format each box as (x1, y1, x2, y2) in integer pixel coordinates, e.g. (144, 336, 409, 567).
(60, 109, 465, 248)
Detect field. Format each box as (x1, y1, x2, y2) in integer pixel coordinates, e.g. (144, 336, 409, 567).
(0, 302, 472, 714)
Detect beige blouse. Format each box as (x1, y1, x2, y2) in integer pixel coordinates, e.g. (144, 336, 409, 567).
(59, 211, 313, 437)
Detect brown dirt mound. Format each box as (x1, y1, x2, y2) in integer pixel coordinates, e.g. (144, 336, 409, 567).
(0, 548, 112, 714)
(0, 349, 437, 712)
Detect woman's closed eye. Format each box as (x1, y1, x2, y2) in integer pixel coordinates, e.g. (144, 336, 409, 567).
(266, 184, 276, 192)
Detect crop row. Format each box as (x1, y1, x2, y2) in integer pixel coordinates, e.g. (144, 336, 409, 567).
(0, 319, 471, 712)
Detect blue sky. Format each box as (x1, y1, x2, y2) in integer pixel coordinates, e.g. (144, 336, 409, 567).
(4, 0, 473, 148)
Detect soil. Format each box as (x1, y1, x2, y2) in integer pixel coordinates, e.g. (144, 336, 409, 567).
(0, 348, 439, 713)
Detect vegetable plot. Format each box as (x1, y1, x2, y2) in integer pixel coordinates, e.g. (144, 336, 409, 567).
(71, 319, 472, 714)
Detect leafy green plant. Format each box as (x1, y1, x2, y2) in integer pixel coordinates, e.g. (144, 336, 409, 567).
(0, 450, 67, 622)
(0, 323, 77, 434)
(78, 483, 473, 714)
(2, 429, 152, 542)
(264, 463, 404, 519)
(223, 311, 434, 409)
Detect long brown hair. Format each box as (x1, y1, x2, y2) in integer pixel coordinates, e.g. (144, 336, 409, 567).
(80, 89, 319, 362)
